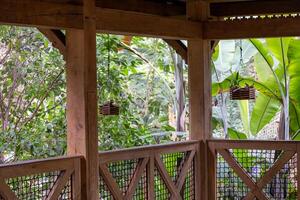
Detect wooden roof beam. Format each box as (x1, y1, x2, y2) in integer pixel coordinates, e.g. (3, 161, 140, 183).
(96, 0, 186, 16)
(96, 8, 202, 39)
(0, 0, 201, 39)
(210, 0, 300, 17)
(204, 17, 300, 39)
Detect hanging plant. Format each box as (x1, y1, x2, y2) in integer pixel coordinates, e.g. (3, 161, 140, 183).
(230, 73, 256, 100)
(100, 34, 120, 116)
(229, 40, 256, 101)
(100, 101, 120, 115)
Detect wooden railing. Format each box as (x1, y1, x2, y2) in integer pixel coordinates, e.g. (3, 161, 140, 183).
(208, 140, 300, 200)
(0, 156, 82, 200)
(98, 141, 199, 200)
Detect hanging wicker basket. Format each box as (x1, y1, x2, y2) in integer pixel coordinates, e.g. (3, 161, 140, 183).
(100, 101, 120, 116)
(230, 86, 256, 100)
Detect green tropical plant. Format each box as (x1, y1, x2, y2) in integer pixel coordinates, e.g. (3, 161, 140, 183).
(212, 38, 300, 140)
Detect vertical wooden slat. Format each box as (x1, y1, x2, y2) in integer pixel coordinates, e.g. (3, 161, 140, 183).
(297, 144, 300, 198)
(207, 146, 216, 200)
(66, 0, 98, 199)
(73, 158, 82, 200)
(147, 155, 155, 200)
(187, 1, 211, 199)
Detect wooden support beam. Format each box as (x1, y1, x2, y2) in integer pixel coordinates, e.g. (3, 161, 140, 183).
(210, 0, 300, 17)
(204, 17, 300, 39)
(0, 0, 201, 39)
(187, 1, 211, 200)
(95, 8, 202, 39)
(38, 29, 66, 57)
(164, 40, 188, 62)
(66, 0, 99, 199)
(0, 179, 18, 200)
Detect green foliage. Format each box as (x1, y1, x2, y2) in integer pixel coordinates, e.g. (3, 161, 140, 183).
(213, 37, 300, 139)
(0, 26, 66, 161)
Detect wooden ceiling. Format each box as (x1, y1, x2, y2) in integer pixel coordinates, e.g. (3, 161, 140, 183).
(93, 0, 300, 18)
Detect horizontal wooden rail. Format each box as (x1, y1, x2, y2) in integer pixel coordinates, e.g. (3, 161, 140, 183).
(99, 141, 199, 200)
(208, 139, 299, 151)
(207, 139, 300, 200)
(99, 140, 199, 164)
(0, 156, 82, 200)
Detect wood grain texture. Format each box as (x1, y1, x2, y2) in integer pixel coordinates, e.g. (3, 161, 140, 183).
(205, 17, 300, 39)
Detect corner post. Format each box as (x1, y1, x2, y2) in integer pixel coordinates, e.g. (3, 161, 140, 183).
(66, 0, 98, 199)
(186, 1, 211, 199)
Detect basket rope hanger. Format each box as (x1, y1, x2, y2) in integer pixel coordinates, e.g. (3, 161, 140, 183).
(100, 34, 120, 116)
(230, 40, 256, 101)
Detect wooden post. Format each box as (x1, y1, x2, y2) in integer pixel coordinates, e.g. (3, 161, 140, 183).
(66, 0, 98, 199)
(187, 1, 211, 199)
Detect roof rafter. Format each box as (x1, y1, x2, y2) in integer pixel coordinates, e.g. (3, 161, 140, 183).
(0, 0, 201, 39)
(38, 29, 66, 57)
(40, 29, 188, 63)
(204, 17, 300, 39)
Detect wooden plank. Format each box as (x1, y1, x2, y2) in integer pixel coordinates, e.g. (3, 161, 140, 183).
(46, 169, 74, 200)
(244, 150, 295, 199)
(154, 155, 182, 200)
(0, 178, 18, 200)
(210, 0, 300, 17)
(66, 0, 99, 199)
(0, 0, 202, 39)
(297, 144, 300, 199)
(96, 8, 202, 39)
(147, 156, 155, 200)
(204, 17, 300, 39)
(96, 0, 186, 17)
(38, 29, 66, 57)
(187, 1, 211, 199)
(218, 149, 268, 200)
(0, 0, 82, 29)
(0, 156, 79, 179)
(72, 158, 82, 200)
(99, 141, 199, 164)
(208, 139, 299, 150)
(164, 40, 188, 62)
(125, 157, 149, 199)
(207, 145, 216, 200)
(99, 165, 123, 200)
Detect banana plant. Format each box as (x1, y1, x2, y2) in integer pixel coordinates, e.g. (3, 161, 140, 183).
(213, 38, 300, 140)
(212, 40, 257, 139)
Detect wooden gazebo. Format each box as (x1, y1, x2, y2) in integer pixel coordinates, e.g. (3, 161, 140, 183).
(1, 0, 300, 199)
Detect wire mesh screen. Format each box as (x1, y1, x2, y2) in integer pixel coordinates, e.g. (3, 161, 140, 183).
(159, 152, 195, 200)
(132, 169, 147, 200)
(217, 153, 251, 199)
(216, 149, 298, 199)
(99, 151, 196, 200)
(183, 160, 195, 200)
(99, 159, 148, 199)
(109, 159, 138, 195)
(99, 175, 113, 200)
(5, 171, 72, 200)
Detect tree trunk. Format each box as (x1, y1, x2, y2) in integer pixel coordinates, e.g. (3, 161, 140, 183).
(173, 53, 186, 132)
